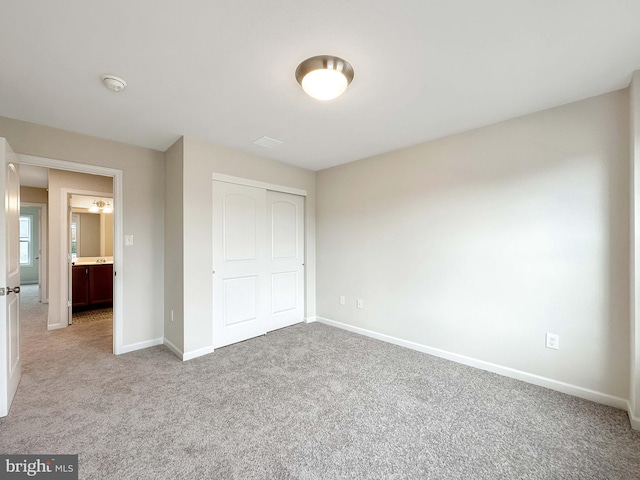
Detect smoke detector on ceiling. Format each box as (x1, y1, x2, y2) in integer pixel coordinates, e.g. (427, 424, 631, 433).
(101, 74, 127, 92)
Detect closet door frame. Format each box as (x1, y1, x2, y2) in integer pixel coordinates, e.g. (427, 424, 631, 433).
(213, 174, 307, 197)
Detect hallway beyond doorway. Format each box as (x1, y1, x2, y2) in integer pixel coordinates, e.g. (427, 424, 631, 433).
(20, 284, 113, 361)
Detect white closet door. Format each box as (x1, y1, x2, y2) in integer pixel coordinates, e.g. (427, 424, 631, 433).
(267, 191, 305, 331)
(213, 181, 268, 348)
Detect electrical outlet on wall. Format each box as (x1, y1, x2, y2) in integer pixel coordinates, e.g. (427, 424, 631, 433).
(339, 296, 345, 306)
(357, 299, 363, 309)
(546, 333, 559, 350)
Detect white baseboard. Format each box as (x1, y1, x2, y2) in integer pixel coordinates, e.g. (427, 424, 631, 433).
(629, 406, 640, 430)
(304, 316, 317, 323)
(316, 316, 631, 415)
(183, 345, 215, 361)
(118, 337, 163, 355)
(163, 338, 215, 361)
(47, 323, 67, 331)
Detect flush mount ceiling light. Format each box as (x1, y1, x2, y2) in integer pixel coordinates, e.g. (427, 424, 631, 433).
(89, 200, 113, 214)
(295, 55, 354, 101)
(101, 74, 127, 92)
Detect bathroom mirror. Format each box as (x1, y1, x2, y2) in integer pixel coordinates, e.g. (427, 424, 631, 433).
(71, 212, 113, 257)
(70, 195, 114, 259)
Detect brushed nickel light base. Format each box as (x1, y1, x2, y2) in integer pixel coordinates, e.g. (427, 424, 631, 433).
(295, 55, 354, 100)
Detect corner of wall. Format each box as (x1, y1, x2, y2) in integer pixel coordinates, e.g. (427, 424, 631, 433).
(630, 70, 640, 426)
(629, 408, 640, 431)
(163, 136, 185, 353)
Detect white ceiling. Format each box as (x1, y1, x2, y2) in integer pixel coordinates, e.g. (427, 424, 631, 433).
(1, 1, 639, 171)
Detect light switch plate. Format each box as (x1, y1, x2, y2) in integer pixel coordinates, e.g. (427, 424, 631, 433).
(125, 235, 134, 246)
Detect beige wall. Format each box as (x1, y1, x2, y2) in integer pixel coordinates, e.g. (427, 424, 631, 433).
(630, 71, 640, 427)
(0, 116, 164, 347)
(102, 212, 113, 256)
(178, 137, 316, 356)
(21, 186, 48, 204)
(317, 90, 630, 400)
(164, 137, 184, 352)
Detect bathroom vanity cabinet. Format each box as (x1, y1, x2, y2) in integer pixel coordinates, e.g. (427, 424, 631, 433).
(72, 264, 113, 307)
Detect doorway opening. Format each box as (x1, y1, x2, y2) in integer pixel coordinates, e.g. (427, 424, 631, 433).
(18, 203, 46, 303)
(17, 154, 124, 354)
(68, 193, 114, 327)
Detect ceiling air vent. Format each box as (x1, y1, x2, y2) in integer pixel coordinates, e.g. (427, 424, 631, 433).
(252, 136, 282, 148)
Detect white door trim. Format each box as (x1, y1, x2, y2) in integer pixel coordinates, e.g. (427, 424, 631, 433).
(212, 173, 307, 197)
(17, 154, 124, 355)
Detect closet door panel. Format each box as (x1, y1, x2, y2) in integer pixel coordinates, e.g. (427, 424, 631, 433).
(267, 191, 305, 331)
(213, 181, 267, 348)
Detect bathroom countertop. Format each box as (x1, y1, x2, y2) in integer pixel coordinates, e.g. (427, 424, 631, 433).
(72, 260, 114, 266)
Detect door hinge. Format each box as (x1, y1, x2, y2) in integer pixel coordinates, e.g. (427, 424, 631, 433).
(0, 288, 4, 296)
(68, 300, 72, 307)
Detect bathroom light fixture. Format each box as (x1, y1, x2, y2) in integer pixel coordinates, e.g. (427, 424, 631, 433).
(295, 55, 354, 101)
(101, 74, 127, 92)
(89, 200, 113, 214)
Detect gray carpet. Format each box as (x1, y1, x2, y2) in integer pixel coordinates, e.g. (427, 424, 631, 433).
(1, 285, 639, 479)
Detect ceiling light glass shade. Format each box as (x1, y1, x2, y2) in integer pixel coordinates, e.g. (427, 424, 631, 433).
(103, 206, 113, 214)
(301, 69, 348, 101)
(295, 55, 354, 101)
(89, 205, 99, 213)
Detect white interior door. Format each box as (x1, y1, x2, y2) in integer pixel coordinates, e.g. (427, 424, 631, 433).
(267, 191, 304, 331)
(213, 181, 268, 348)
(0, 138, 21, 417)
